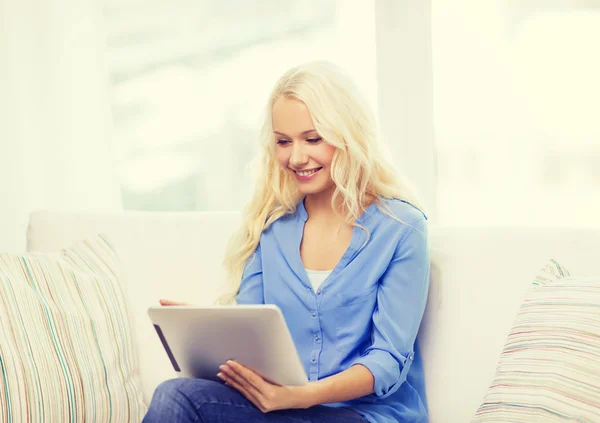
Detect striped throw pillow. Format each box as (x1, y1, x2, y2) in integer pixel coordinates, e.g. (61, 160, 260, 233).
(0, 234, 146, 422)
(472, 260, 600, 422)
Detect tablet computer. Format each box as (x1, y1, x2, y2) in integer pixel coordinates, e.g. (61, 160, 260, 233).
(148, 305, 309, 386)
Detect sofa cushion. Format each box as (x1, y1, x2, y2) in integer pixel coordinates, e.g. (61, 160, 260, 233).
(471, 260, 600, 422)
(0, 234, 146, 422)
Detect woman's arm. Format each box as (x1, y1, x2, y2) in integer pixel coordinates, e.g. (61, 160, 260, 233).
(352, 217, 430, 398)
(235, 244, 264, 304)
(299, 363, 374, 407)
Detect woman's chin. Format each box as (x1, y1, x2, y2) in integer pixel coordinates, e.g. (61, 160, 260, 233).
(296, 182, 335, 196)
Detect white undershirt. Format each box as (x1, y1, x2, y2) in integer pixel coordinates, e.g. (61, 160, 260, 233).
(304, 268, 332, 292)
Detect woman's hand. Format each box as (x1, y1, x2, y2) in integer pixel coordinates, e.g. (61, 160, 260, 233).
(217, 360, 311, 412)
(159, 299, 189, 306)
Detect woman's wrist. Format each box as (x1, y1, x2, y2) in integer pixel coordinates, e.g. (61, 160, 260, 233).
(289, 365, 374, 409)
(290, 383, 318, 409)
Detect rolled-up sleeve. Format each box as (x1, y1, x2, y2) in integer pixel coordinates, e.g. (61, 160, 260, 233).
(353, 217, 430, 398)
(235, 244, 265, 305)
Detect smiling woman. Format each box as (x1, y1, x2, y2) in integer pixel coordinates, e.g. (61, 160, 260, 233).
(144, 61, 431, 423)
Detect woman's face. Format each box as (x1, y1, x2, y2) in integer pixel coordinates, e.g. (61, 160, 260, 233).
(272, 96, 336, 196)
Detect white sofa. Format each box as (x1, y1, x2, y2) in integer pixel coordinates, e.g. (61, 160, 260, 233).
(26, 210, 600, 422)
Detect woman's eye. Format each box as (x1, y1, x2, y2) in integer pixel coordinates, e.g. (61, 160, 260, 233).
(306, 137, 322, 144)
(276, 139, 291, 145)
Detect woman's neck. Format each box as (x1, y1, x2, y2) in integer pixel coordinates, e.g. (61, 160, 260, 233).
(303, 187, 342, 223)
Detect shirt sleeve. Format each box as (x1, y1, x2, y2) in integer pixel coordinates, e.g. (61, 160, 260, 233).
(352, 217, 430, 398)
(235, 244, 265, 305)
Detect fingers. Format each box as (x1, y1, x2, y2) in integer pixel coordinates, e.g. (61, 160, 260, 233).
(226, 361, 265, 391)
(218, 371, 265, 412)
(219, 362, 263, 397)
(159, 299, 188, 306)
(218, 361, 275, 411)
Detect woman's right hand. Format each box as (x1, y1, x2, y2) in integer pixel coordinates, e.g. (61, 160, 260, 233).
(159, 299, 190, 306)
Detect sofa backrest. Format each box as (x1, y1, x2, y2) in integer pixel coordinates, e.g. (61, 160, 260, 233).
(27, 210, 600, 422)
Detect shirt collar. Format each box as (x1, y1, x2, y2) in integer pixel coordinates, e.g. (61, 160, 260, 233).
(297, 197, 309, 222)
(296, 197, 378, 224)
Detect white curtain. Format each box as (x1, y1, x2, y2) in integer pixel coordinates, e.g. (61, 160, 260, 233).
(374, 0, 437, 220)
(0, 0, 122, 252)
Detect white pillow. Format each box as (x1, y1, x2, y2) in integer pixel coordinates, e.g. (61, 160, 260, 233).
(471, 260, 600, 422)
(0, 234, 146, 422)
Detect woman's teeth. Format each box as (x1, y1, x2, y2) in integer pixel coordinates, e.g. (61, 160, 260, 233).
(297, 168, 321, 176)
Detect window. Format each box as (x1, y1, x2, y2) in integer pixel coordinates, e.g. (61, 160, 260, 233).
(103, 0, 377, 211)
(432, 2, 600, 226)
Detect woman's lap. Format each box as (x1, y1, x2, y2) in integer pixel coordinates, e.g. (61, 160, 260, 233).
(143, 378, 367, 423)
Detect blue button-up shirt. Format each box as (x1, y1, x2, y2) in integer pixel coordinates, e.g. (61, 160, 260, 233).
(236, 198, 430, 423)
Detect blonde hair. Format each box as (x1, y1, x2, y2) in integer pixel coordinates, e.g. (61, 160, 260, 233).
(219, 61, 424, 304)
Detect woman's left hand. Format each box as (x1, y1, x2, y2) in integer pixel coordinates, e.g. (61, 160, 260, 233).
(217, 360, 310, 412)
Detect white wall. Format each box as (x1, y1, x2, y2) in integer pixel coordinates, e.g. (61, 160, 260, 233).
(0, 0, 122, 252)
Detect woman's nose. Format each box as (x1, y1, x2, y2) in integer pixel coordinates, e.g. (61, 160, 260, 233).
(289, 143, 308, 167)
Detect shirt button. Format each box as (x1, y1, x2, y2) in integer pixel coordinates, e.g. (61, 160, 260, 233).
(317, 289, 321, 295)
(314, 336, 319, 341)
(312, 311, 316, 317)
(311, 357, 316, 362)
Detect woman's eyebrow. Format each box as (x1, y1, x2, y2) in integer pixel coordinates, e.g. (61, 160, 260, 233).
(273, 129, 317, 137)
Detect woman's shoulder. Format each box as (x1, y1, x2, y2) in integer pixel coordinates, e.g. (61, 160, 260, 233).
(375, 197, 428, 233)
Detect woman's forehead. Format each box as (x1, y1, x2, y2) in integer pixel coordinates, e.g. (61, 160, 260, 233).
(272, 97, 316, 136)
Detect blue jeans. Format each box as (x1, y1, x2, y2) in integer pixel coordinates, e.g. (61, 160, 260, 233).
(143, 378, 368, 423)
